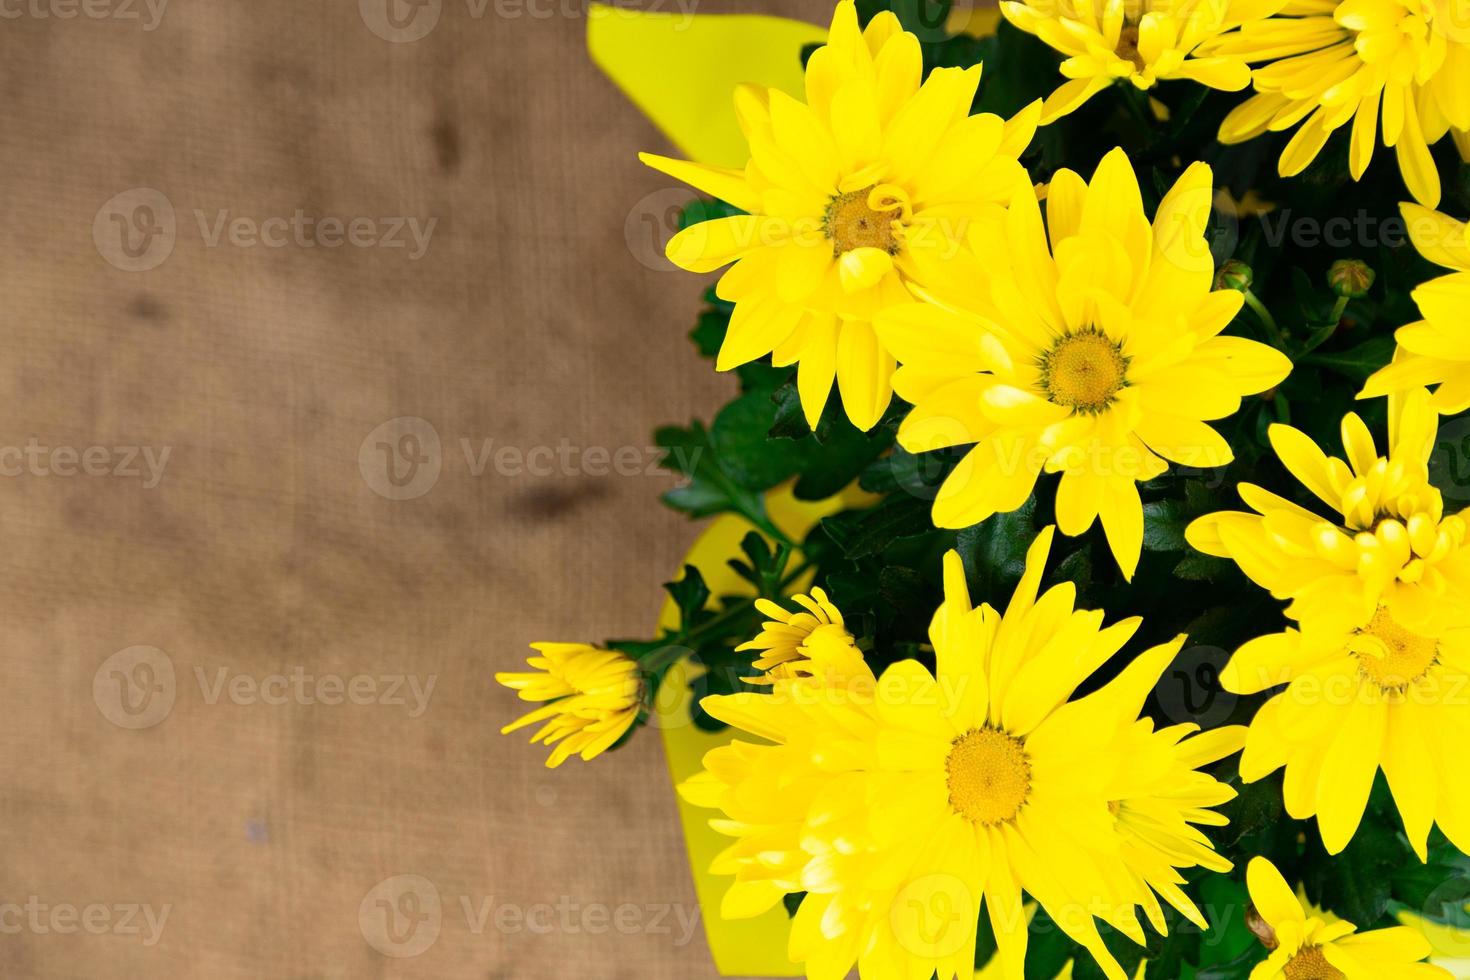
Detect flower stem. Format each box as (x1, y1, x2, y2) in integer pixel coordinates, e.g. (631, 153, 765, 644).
(1244, 289, 1288, 347)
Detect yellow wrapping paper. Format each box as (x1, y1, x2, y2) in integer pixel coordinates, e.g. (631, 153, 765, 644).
(654, 484, 865, 976)
(587, 4, 824, 169)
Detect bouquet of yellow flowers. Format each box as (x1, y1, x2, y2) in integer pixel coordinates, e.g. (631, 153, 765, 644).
(500, 2, 1470, 977)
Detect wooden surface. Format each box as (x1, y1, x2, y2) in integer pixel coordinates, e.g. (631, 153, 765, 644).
(0, 1, 819, 976)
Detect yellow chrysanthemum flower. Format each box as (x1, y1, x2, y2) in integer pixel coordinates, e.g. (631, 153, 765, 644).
(876, 148, 1291, 578)
(1223, 606, 1470, 856)
(1187, 388, 1470, 636)
(1200, 0, 1470, 207)
(641, 1, 1040, 431)
(681, 527, 1241, 980)
(1244, 856, 1449, 977)
(1111, 721, 1246, 933)
(1001, 0, 1281, 124)
(736, 587, 866, 683)
(1361, 204, 1470, 412)
(496, 642, 642, 768)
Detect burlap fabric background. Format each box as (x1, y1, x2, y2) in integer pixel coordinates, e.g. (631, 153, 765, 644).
(0, 0, 825, 976)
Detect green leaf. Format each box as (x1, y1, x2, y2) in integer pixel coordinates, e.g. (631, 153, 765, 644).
(1143, 499, 1189, 552)
(1052, 541, 1094, 594)
(1022, 909, 1077, 979)
(1175, 552, 1234, 583)
(711, 391, 809, 491)
(1193, 947, 1265, 980)
(655, 421, 781, 538)
(1193, 870, 1257, 968)
(727, 531, 791, 596)
(1220, 771, 1284, 846)
(767, 382, 899, 499)
(664, 565, 710, 629)
(1302, 335, 1395, 382)
(955, 500, 1038, 606)
(677, 198, 742, 229)
(689, 307, 728, 360)
(1304, 778, 1410, 926)
(735, 360, 792, 394)
(1392, 856, 1470, 927)
(821, 496, 934, 558)
(768, 383, 814, 441)
(860, 444, 952, 497)
(878, 565, 935, 615)
(794, 429, 894, 502)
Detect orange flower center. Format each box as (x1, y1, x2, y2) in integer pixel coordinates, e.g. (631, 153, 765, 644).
(1353, 605, 1439, 693)
(1040, 328, 1129, 413)
(946, 728, 1031, 825)
(824, 185, 903, 256)
(1284, 945, 1345, 980)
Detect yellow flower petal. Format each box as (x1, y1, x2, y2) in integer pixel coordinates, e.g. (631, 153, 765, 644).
(667, 215, 782, 273)
(1099, 477, 1145, 580)
(1401, 203, 1470, 272)
(1247, 857, 1306, 931)
(835, 319, 896, 430)
(838, 246, 895, 292)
